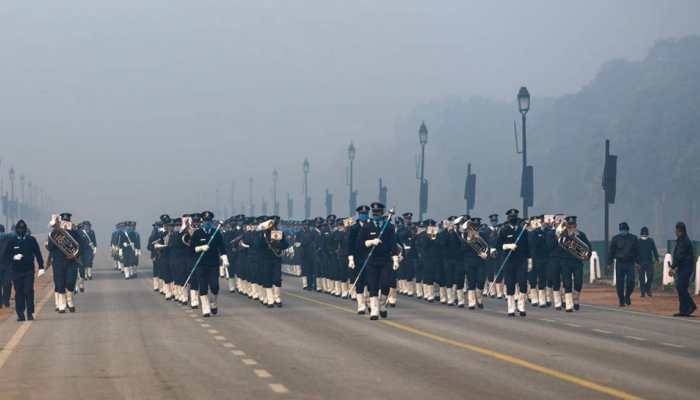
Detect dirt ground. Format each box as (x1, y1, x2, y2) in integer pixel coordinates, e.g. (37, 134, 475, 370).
(581, 284, 699, 317)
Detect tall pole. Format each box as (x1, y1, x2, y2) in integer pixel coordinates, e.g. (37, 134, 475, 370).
(272, 169, 279, 216)
(521, 112, 528, 218)
(604, 139, 610, 259)
(249, 177, 254, 216)
(419, 143, 426, 221)
(303, 158, 310, 219)
(231, 180, 235, 216)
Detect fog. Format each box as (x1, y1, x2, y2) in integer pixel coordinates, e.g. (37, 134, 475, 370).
(1, 1, 699, 240)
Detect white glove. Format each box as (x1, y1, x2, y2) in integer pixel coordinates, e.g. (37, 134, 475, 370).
(392, 255, 400, 271)
(136, 249, 141, 256)
(13, 254, 23, 261)
(123, 243, 129, 247)
(502, 243, 517, 251)
(220, 255, 230, 267)
(403, 245, 411, 250)
(348, 255, 356, 269)
(195, 244, 210, 253)
(38, 269, 46, 277)
(294, 242, 302, 248)
(119, 249, 123, 257)
(93, 247, 98, 255)
(154, 243, 166, 249)
(489, 248, 497, 256)
(528, 258, 533, 272)
(240, 242, 250, 249)
(364, 238, 382, 248)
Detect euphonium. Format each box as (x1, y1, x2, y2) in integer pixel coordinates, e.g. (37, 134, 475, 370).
(461, 221, 490, 260)
(49, 227, 80, 259)
(556, 222, 591, 261)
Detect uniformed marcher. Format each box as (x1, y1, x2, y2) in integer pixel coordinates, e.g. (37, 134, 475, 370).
(118, 221, 141, 279)
(556, 216, 591, 312)
(497, 209, 530, 317)
(484, 214, 504, 298)
(527, 215, 549, 307)
(79, 221, 97, 280)
(396, 212, 417, 297)
(355, 202, 398, 320)
(608, 222, 639, 307)
(47, 213, 83, 313)
(670, 221, 697, 317)
(463, 217, 487, 309)
(4, 220, 45, 321)
(348, 205, 370, 314)
(418, 219, 441, 302)
(190, 211, 228, 317)
(437, 216, 463, 306)
(255, 216, 290, 307)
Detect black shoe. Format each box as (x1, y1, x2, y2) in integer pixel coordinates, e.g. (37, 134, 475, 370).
(477, 303, 484, 309)
(27, 314, 34, 321)
(358, 310, 366, 315)
(389, 303, 396, 308)
(647, 292, 653, 297)
(673, 313, 689, 317)
(203, 313, 211, 317)
(370, 315, 378, 321)
(379, 310, 388, 318)
(58, 309, 66, 314)
(17, 314, 25, 322)
(619, 303, 625, 307)
(211, 307, 218, 315)
(625, 298, 631, 306)
(640, 292, 645, 298)
(689, 306, 697, 316)
(266, 304, 274, 308)
(507, 312, 515, 317)
(79, 287, 85, 293)
(555, 306, 562, 311)
(468, 305, 475, 310)
(275, 302, 283, 308)
(519, 311, 526, 317)
(69, 306, 76, 313)
(566, 309, 573, 313)
(574, 304, 580, 311)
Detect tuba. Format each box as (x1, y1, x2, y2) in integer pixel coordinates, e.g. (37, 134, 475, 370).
(555, 221, 591, 261)
(460, 221, 490, 260)
(49, 227, 80, 259)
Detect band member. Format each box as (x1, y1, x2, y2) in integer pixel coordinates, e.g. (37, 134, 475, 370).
(152, 215, 174, 299)
(463, 217, 487, 309)
(297, 220, 317, 291)
(484, 214, 504, 298)
(48, 213, 82, 313)
(637, 226, 659, 297)
(397, 212, 417, 298)
(608, 222, 639, 307)
(118, 221, 141, 279)
(348, 205, 370, 314)
(190, 211, 227, 317)
(334, 218, 351, 299)
(4, 220, 45, 321)
(418, 219, 441, 302)
(356, 202, 398, 320)
(438, 216, 463, 306)
(670, 222, 697, 317)
(497, 209, 530, 317)
(528, 215, 549, 307)
(79, 221, 97, 280)
(556, 216, 591, 311)
(256, 216, 289, 307)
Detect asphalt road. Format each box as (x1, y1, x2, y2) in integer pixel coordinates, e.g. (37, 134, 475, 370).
(0, 262, 698, 400)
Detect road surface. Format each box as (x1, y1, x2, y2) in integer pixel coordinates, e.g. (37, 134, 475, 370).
(0, 262, 698, 400)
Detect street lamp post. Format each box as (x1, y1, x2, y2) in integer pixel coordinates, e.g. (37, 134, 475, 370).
(19, 174, 25, 220)
(347, 142, 356, 214)
(303, 158, 310, 219)
(418, 121, 428, 221)
(249, 177, 255, 216)
(9, 168, 15, 226)
(272, 169, 279, 216)
(517, 86, 531, 218)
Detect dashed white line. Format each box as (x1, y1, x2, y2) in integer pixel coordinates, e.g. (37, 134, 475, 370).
(564, 323, 581, 328)
(223, 343, 236, 348)
(208, 329, 219, 334)
(254, 369, 272, 378)
(201, 324, 211, 328)
(592, 329, 613, 334)
(232, 350, 245, 356)
(214, 336, 226, 341)
(660, 342, 684, 348)
(242, 358, 258, 366)
(269, 383, 289, 393)
(624, 335, 647, 342)
(539, 318, 556, 323)
(195, 318, 204, 322)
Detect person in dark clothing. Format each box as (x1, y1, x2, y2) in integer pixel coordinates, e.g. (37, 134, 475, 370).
(497, 209, 530, 317)
(190, 211, 227, 317)
(347, 205, 370, 314)
(0, 224, 13, 308)
(670, 222, 697, 317)
(608, 222, 639, 307)
(437, 216, 463, 306)
(637, 227, 660, 297)
(4, 220, 45, 321)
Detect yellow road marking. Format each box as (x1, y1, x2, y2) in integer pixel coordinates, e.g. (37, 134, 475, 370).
(0, 287, 53, 370)
(287, 292, 642, 400)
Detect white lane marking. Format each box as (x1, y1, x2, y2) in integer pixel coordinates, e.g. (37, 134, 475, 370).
(214, 336, 226, 341)
(201, 324, 211, 328)
(624, 335, 647, 342)
(0, 286, 53, 370)
(660, 342, 684, 348)
(269, 384, 289, 393)
(565, 323, 581, 328)
(254, 369, 272, 378)
(242, 358, 258, 365)
(188, 314, 197, 318)
(223, 343, 236, 348)
(583, 304, 700, 324)
(539, 318, 556, 323)
(196, 318, 204, 322)
(208, 329, 219, 334)
(592, 329, 613, 334)
(232, 350, 246, 356)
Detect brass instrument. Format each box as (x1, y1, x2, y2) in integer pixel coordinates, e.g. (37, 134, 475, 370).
(49, 227, 80, 260)
(556, 222, 591, 261)
(460, 222, 489, 260)
(426, 226, 439, 240)
(271, 230, 283, 241)
(342, 218, 354, 229)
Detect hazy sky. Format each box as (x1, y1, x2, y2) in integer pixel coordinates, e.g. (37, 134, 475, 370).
(1, 1, 699, 236)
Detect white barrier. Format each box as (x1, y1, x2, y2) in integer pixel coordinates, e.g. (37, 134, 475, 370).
(662, 253, 674, 286)
(589, 251, 601, 283)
